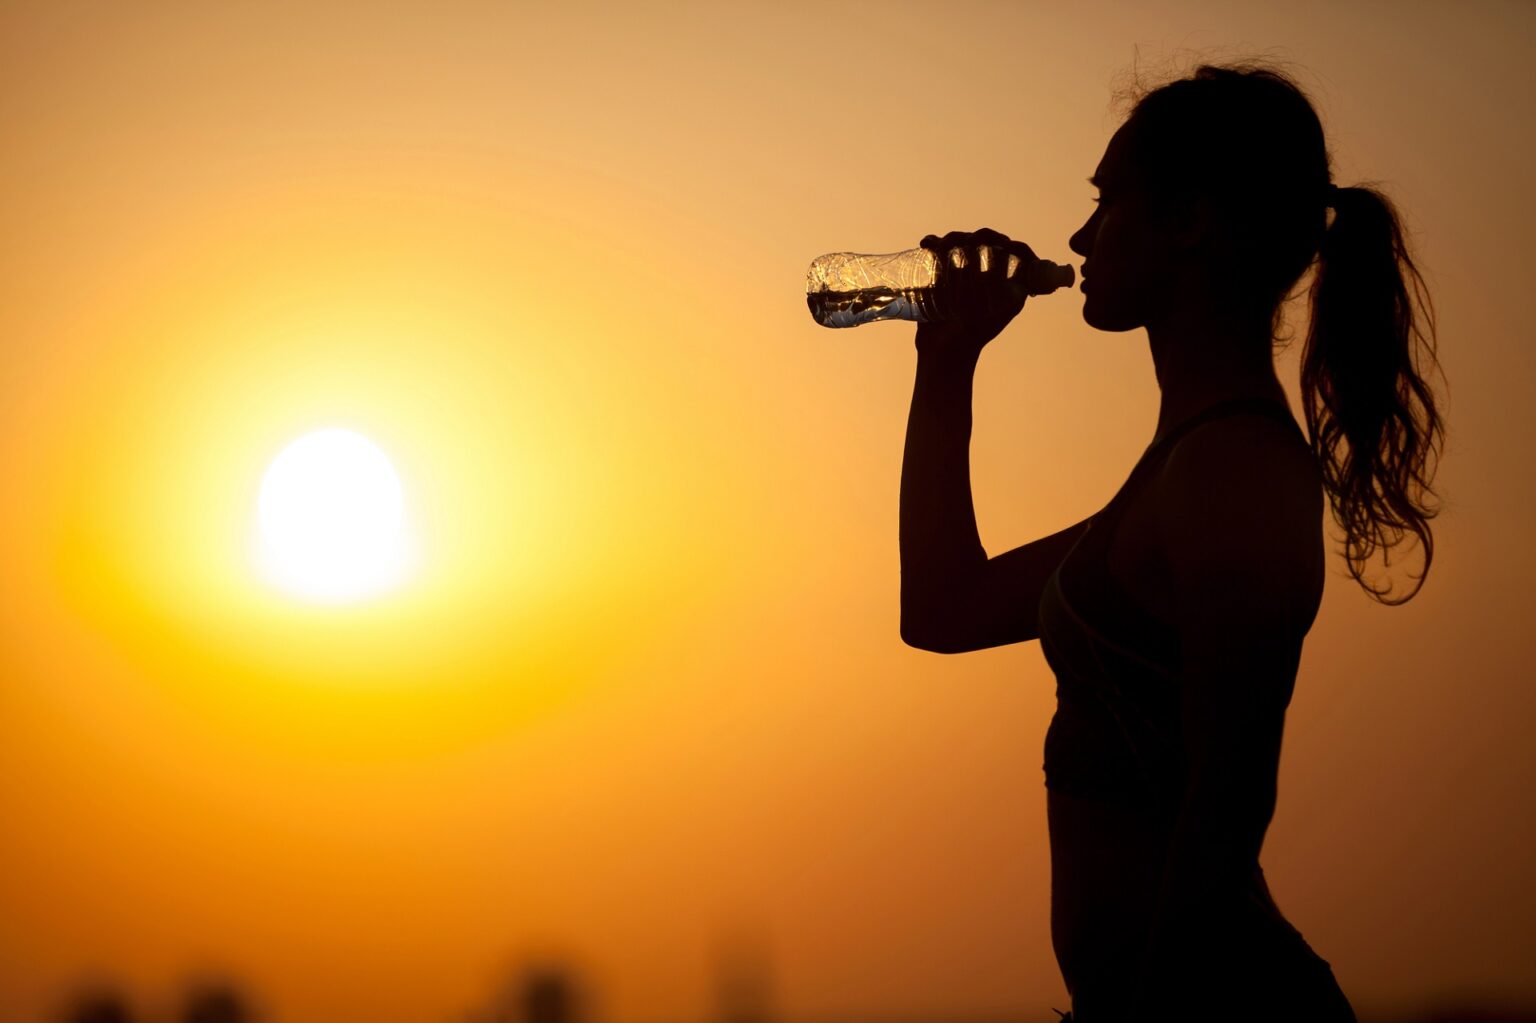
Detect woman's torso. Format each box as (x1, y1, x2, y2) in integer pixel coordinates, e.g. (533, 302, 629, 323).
(1036, 396, 1343, 1017)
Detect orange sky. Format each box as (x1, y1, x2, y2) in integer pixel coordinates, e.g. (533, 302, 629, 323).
(2, 3, 1533, 1021)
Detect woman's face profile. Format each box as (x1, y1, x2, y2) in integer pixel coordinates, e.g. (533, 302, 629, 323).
(1069, 122, 1178, 334)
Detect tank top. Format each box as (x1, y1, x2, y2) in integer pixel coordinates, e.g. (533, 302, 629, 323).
(1038, 396, 1313, 811)
(1037, 396, 1345, 1008)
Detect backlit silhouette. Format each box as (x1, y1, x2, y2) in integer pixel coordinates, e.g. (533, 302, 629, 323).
(899, 60, 1444, 1021)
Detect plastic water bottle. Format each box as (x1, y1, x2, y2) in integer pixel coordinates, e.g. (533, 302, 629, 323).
(805, 246, 1075, 328)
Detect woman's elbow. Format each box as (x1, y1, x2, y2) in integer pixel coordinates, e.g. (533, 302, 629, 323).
(900, 615, 968, 654)
(902, 612, 1035, 654)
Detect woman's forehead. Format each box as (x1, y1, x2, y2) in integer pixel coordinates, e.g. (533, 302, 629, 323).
(1092, 124, 1135, 186)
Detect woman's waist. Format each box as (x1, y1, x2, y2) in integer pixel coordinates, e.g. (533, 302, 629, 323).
(1043, 696, 1187, 810)
(1045, 789, 1283, 914)
(1047, 787, 1175, 932)
(1048, 785, 1176, 840)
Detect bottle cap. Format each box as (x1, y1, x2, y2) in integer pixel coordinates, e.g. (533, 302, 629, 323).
(1014, 258, 1075, 297)
(1045, 261, 1076, 290)
(1033, 260, 1075, 294)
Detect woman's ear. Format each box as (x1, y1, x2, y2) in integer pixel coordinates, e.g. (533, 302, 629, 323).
(1167, 194, 1217, 256)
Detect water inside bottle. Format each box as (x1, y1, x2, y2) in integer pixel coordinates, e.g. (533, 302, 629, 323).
(806, 286, 948, 328)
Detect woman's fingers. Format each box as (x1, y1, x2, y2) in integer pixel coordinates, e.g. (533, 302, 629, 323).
(919, 230, 1036, 321)
(910, 229, 1036, 356)
(920, 231, 966, 272)
(969, 228, 1038, 264)
(918, 228, 1033, 270)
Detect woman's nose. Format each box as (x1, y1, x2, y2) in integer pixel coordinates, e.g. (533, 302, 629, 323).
(1069, 221, 1092, 258)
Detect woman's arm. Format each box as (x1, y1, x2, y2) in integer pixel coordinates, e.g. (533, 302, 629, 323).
(898, 230, 1088, 653)
(899, 345, 987, 647)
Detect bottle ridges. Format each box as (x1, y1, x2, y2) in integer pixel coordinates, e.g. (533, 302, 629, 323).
(806, 286, 949, 328)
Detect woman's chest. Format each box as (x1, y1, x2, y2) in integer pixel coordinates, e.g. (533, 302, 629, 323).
(1100, 486, 1178, 632)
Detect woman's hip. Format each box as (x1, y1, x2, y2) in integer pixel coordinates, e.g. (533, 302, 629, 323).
(1061, 942, 1356, 1022)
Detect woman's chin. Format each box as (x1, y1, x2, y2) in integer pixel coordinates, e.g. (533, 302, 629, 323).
(1081, 296, 1141, 333)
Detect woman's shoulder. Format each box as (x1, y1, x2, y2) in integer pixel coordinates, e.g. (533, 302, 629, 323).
(1161, 405, 1320, 499)
(1149, 410, 1325, 631)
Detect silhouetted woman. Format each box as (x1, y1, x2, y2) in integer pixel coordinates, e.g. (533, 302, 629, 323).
(898, 62, 1444, 1022)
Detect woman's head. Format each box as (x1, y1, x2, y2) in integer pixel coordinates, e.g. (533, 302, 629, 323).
(1075, 59, 1446, 605)
(1070, 63, 1332, 334)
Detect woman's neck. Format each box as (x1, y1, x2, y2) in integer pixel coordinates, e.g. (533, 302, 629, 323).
(1146, 309, 1288, 446)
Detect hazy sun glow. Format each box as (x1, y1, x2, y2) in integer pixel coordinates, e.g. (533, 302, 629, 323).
(255, 428, 413, 603)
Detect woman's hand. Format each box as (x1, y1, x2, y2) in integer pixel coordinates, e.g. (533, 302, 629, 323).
(914, 227, 1037, 359)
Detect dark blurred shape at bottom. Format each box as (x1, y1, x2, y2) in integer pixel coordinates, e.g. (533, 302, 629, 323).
(59, 988, 133, 1023)
(181, 979, 254, 1023)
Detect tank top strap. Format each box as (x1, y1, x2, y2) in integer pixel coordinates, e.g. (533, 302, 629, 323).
(1148, 395, 1306, 461)
(1093, 396, 1305, 523)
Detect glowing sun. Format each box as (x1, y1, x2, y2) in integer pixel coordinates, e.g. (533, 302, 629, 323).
(255, 428, 414, 603)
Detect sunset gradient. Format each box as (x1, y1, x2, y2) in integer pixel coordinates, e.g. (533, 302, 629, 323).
(1, 3, 1531, 1022)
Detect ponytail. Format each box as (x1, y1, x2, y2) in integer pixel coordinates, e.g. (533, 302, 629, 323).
(1302, 184, 1447, 604)
(1120, 60, 1447, 603)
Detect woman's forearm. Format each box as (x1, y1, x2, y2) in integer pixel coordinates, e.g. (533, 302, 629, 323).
(899, 348, 988, 634)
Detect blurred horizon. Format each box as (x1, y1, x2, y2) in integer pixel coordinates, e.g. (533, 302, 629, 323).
(3, 2, 1534, 1022)
(40, 950, 1536, 1023)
